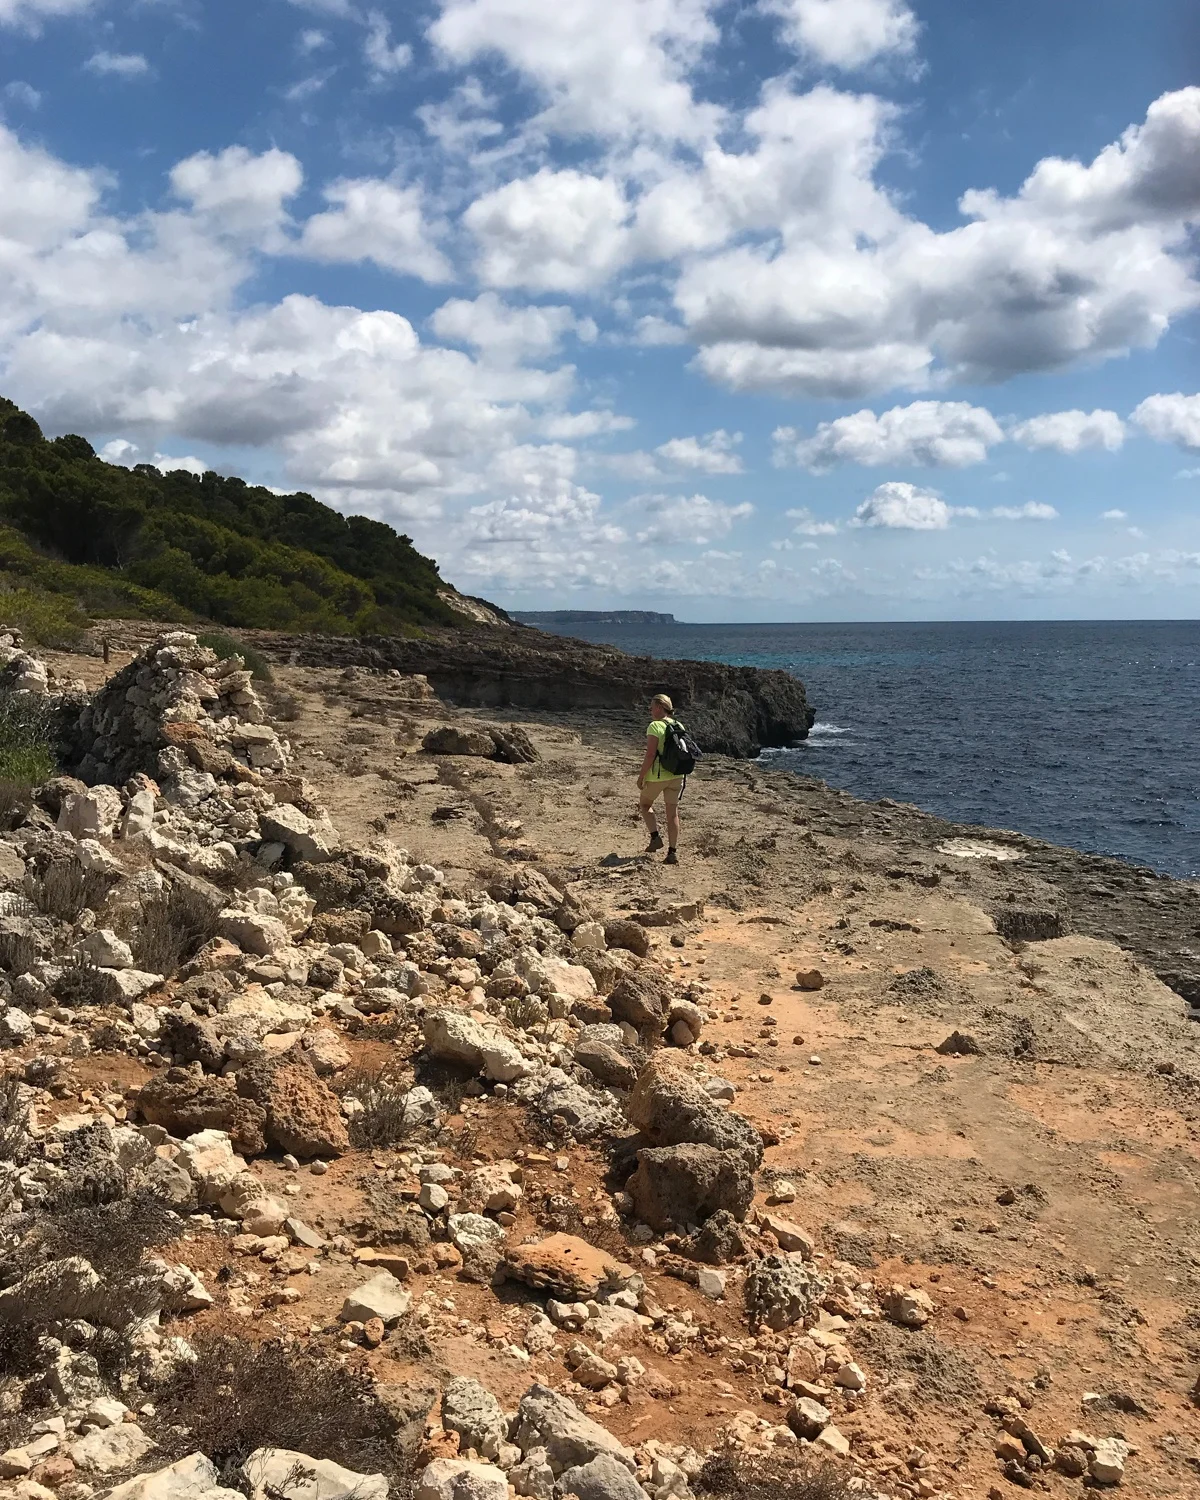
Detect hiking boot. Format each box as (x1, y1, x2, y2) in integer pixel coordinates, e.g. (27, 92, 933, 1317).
(664, 847, 679, 865)
(646, 831, 664, 853)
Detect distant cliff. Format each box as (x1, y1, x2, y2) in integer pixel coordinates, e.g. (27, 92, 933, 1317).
(513, 610, 677, 626)
(256, 623, 814, 758)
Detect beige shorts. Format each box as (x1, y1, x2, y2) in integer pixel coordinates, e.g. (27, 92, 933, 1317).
(639, 777, 683, 809)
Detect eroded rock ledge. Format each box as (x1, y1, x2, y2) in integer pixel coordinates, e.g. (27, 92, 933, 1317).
(253, 626, 815, 759)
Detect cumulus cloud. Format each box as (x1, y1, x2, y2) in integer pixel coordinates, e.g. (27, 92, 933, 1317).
(763, 0, 919, 70)
(170, 145, 303, 248)
(785, 506, 839, 536)
(363, 10, 412, 78)
(100, 439, 208, 476)
(465, 168, 630, 292)
(676, 87, 1200, 397)
(1102, 509, 1127, 520)
(1131, 391, 1200, 449)
(655, 430, 743, 474)
(428, 0, 723, 144)
(1009, 409, 1126, 453)
(298, 178, 451, 281)
(634, 493, 754, 544)
(851, 481, 952, 530)
(989, 501, 1058, 521)
(2, 81, 40, 109)
(775, 400, 1003, 470)
(84, 52, 150, 79)
(0, 0, 95, 28)
(430, 291, 596, 362)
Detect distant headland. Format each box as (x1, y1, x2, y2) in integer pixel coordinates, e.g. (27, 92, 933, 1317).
(513, 609, 677, 626)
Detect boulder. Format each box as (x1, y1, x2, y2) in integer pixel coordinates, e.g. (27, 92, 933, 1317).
(510, 1384, 635, 1475)
(573, 1036, 638, 1091)
(448, 1214, 505, 1255)
(243, 1450, 388, 1500)
(136, 1071, 268, 1156)
(881, 1284, 935, 1328)
(68, 1423, 156, 1474)
(626, 1143, 754, 1231)
(787, 1398, 831, 1440)
(218, 910, 291, 956)
(558, 1455, 648, 1500)
(744, 1255, 829, 1332)
(440, 1378, 509, 1460)
(602, 921, 649, 959)
(423, 726, 496, 758)
(626, 1053, 763, 1168)
(259, 804, 337, 863)
(423, 1010, 530, 1083)
(235, 1056, 349, 1158)
(78, 928, 134, 969)
(416, 1460, 507, 1500)
(339, 1271, 412, 1325)
(501, 1234, 628, 1300)
(607, 971, 667, 1031)
(58, 786, 124, 840)
(760, 1214, 816, 1257)
(98, 1452, 241, 1500)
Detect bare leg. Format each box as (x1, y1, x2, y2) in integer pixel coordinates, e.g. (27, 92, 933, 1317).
(639, 784, 660, 833)
(663, 782, 682, 848)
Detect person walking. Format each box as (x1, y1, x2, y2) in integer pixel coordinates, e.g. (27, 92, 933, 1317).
(637, 693, 684, 864)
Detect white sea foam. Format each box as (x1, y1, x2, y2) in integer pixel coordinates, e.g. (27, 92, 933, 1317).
(808, 722, 851, 736)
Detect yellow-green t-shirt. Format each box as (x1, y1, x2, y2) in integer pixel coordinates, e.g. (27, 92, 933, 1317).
(645, 718, 681, 782)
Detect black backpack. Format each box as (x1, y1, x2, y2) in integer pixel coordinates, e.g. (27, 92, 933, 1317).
(658, 717, 702, 778)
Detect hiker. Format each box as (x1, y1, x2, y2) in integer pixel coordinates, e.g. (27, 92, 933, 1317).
(637, 692, 688, 864)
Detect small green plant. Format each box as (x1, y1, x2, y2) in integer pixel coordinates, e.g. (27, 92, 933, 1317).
(195, 631, 273, 682)
(0, 690, 57, 785)
(0, 587, 88, 649)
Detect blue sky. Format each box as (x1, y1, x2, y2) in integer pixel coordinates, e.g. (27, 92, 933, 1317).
(1, 0, 1198, 621)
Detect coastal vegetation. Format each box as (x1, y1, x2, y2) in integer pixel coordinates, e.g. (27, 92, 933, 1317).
(0, 396, 460, 646)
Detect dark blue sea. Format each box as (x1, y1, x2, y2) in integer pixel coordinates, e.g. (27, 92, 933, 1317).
(556, 620, 1200, 880)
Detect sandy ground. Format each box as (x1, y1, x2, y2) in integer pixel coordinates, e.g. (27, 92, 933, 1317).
(42, 637, 1200, 1499)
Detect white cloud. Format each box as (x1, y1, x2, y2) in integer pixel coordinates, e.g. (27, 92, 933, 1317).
(298, 28, 329, 52)
(540, 409, 634, 439)
(84, 52, 150, 79)
(989, 501, 1058, 521)
(632, 315, 687, 346)
(170, 145, 302, 247)
(776, 400, 1003, 470)
(763, 0, 919, 70)
(464, 168, 630, 292)
(1009, 408, 1126, 453)
(3, 81, 41, 109)
(676, 87, 1200, 398)
(0, 0, 95, 28)
(655, 430, 743, 474)
(634, 492, 754, 544)
(1102, 509, 1127, 520)
(428, 0, 723, 144)
(100, 438, 208, 476)
(1131, 391, 1200, 450)
(785, 506, 839, 536)
(851, 481, 951, 530)
(299, 178, 451, 281)
(363, 10, 412, 79)
(429, 291, 595, 362)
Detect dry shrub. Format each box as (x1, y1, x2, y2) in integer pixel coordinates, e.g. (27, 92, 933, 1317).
(340, 1065, 422, 1149)
(503, 992, 547, 1030)
(0, 780, 33, 831)
(152, 1335, 405, 1482)
(0, 1075, 29, 1165)
(53, 955, 112, 1009)
(697, 1452, 853, 1500)
(131, 879, 222, 974)
(345, 725, 376, 745)
(29, 858, 113, 921)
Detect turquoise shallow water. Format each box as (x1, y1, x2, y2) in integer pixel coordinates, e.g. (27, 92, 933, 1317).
(552, 619, 1200, 879)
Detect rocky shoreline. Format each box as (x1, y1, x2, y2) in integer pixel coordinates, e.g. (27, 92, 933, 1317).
(0, 624, 1195, 1500)
(247, 626, 816, 761)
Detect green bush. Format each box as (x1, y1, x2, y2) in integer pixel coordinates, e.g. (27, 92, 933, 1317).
(195, 631, 273, 681)
(0, 395, 466, 635)
(0, 691, 57, 785)
(0, 586, 88, 649)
